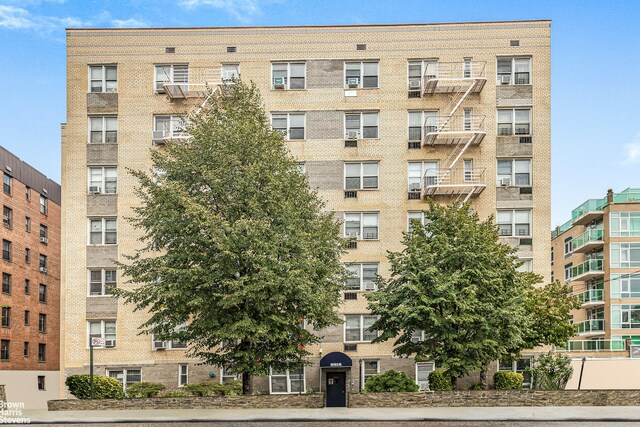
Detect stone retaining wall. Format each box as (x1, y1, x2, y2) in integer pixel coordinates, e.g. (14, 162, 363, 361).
(48, 394, 323, 411)
(349, 390, 640, 407)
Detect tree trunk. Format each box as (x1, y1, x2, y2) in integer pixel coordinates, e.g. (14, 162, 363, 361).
(451, 375, 458, 390)
(479, 368, 487, 390)
(242, 372, 252, 395)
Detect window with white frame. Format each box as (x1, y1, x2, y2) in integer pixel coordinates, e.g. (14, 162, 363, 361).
(498, 358, 531, 388)
(220, 367, 240, 384)
(89, 65, 117, 93)
(564, 263, 573, 281)
(89, 218, 117, 245)
(154, 115, 188, 140)
(87, 320, 116, 347)
(410, 329, 425, 343)
(610, 212, 640, 237)
(415, 362, 435, 391)
(564, 237, 573, 257)
(463, 159, 473, 182)
(611, 304, 640, 329)
(88, 167, 117, 194)
(344, 212, 379, 240)
(407, 211, 430, 232)
(40, 196, 47, 215)
(497, 159, 531, 186)
(89, 117, 117, 143)
(611, 243, 640, 268)
(497, 57, 531, 85)
(296, 162, 306, 173)
(496, 210, 531, 237)
(270, 367, 305, 393)
(516, 259, 533, 272)
(178, 364, 188, 386)
(107, 369, 141, 391)
(344, 162, 378, 190)
(408, 111, 438, 141)
(345, 112, 378, 139)
(345, 62, 379, 88)
(345, 263, 379, 291)
(271, 113, 305, 140)
(88, 269, 116, 296)
(408, 161, 438, 191)
(344, 315, 378, 342)
(221, 63, 240, 82)
(497, 109, 531, 136)
(361, 360, 379, 387)
(155, 64, 188, 92)
(271, 62, 306, 90)
(408, 60, 438, 86)
(611, 273, 640, 299)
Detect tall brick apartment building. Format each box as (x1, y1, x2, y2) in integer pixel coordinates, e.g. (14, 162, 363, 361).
(0, 146, 60, 408)
(62, 21, 550, 404)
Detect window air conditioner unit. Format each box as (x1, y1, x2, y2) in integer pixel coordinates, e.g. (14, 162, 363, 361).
(155, 82, 166, 93)
(346, 131, 360, 140)
(89, 186, 101, 194)
(499, 75, 511, 85)
(347, 77, 360, 88)
(500, 177, 511, 187)
(152, 130, 167, 144)
(222, 72, 236, 83)
(409, 79, 421, 89)
(409, 183, 422, 191)
(348, 232, 360, 239)
(273, 77, 285, 89)
(363, 283, 376, 291)
(40, 237, 48, 244)
(40, 267, 47, 273)
(153, 340, 167, 350)
(104, 339, 116, 348)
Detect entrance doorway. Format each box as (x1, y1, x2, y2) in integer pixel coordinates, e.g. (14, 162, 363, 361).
(326, 371, 346, 407)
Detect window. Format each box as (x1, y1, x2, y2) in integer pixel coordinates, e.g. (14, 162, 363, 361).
(107, 369, 141, 391)
(0, 340, 8, 360)
(611, 274, 640, 299)
(361, 360, 379, 386)
(271, 62, 306, 90)
(345, 112, 378, 139)
(179, 364, 189, 386)
(408, 161, 438, 191)
(564, 237, 573, 258)
(88, 167, 117, 194)
(296, 162, 305, 173)
(153, 115, 188, 140)
(38, 313, 46, 333)
(152, 333, 187, 350)
(497, 109, 531, 136)
(89, 269, 117, 296)
(611, 304, 640, 329)
(155, 64, 188, 92)
(39, 254, 47, 273)
(344, 212, 379, 240)
(2, 273, 10, 294)
(221, 63, 240, 82)
(463, 159, 473, 182)
(89, 218, 117, 245)
(497, 159, 531, 186)
(2, 239, 11, 261)
(415, 362, 435, 391)
(40, 224, 48, 242)
(39, 284, 47, 303)
(498, 358, 531, 388)
(611, 212, 640, 237)
(564, 263, 573, 281)
(24, 342, 29, 357)
(496, 210, 531, 237)
(1, 307, 10, 328)
(344, 162, 378, 190)
(25, 248, 30, 264)
(407, 211, 430, 232)
(25, 217, 30, 232)
(408, 60, 437, 88)
(344, 314, 378, 342)
(40, 196, 47, 215)
(220, 367, 240, 384)
(25, 279, 30, 294)
(24, 310, 29, 326)
(551, 246, 554, 266)
(408, 111, 438, 142)
(345, 263, 379, 291)
(88, 320, 117, 347)
(271, 113, 305, 140)
(345, 62, 379, 88)
(89, 65, 117, 92)
(3, 206, 12, 228)
(89, 116, 117, 144)
(3, 174, 11, 195)
(516, 259, 533, 273)
(270, 367, 305, 393)
(497, 57, 531, 85)
(38, 375, 45, 390)
(611, 243, 640, 268)
(25, 186, 30, 201)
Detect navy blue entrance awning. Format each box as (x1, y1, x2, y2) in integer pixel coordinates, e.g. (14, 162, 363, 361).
(320, 352, 353, 368)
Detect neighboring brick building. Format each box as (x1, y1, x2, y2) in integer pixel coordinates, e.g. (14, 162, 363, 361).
(62, 21, 551, 404)
(0, 146, 61, 408)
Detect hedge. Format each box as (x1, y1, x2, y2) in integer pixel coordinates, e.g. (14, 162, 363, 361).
(65, 375, 124, 399)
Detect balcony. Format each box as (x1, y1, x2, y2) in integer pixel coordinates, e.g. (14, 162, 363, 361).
(559, 339, 625, 352)
(572, 228, 604, 253)
(423, 167, 485, 200)
(571, 198, 606, 226)
(422, 115, 486, 147)
(160, 67, 221, 100)
(575, 288, 605, 308)
(575, 319, 605, 337)
(571, 259, 604, 282)
(422, 61, 487, 95)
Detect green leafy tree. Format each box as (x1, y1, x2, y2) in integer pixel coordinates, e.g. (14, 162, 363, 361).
(367, 202, 539, 387)
(116, 80, 347, 395)
(528, 351, 573, 390)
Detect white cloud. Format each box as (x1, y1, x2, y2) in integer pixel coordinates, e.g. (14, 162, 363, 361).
(0, 5, 35, 29)
(111, 18, 148, 28)
(623, 133, 640, 165)
(179, 0, 278, 23)
(0, 4, 90, 32)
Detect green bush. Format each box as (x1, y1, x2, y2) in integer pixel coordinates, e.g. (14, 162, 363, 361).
(468, 383, 484, 390)
(126, 382, 165, 398)
(428, 370, 453, 391)
(163, 390, 189, 397)
(184, 380, 243, 397)
(493, 371, 524, 390)
(363, 370, 419, 393)
(65, 375, 124, 399)
(529, 352, 573, 390)
(221, 379, 243, 396)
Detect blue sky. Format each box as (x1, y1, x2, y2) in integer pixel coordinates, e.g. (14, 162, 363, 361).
(0, 0, 639, 227)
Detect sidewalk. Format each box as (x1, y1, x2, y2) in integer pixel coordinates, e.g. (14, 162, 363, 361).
(19, 406, 640, 424)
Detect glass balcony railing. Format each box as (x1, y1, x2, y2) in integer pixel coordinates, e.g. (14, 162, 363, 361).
(571, 259, 604, 279)
(551, 218, 573, 239)
(612, 188, 640, 203)
(576, 289, 604, 305)
(576, 319, 605, 334)
(572, 198, 606, 221)
(559, 339, 625, 352)
(572, 228, 604, 251)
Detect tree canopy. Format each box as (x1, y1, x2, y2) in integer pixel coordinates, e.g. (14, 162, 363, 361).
(116, 80, 346, 394)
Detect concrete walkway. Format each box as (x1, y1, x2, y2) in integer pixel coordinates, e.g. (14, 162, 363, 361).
(17, 407, 640, 424)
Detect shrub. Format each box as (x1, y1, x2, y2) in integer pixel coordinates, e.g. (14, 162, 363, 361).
(468, 383, 484, 390)
(65, 375, 124, 399)
(184, 380, 242, 397)
(428, 370, 453, 391)
(221, 379, 242, 396)
(493, 371, 524, 390)
(529, 352, 573, 390)
(363, 370, 419, 393)
(163, 390, 189, 397)
(126, 382, 165, 398)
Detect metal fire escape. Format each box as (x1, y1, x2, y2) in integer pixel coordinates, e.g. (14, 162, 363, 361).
(421, 61, 487, 202)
